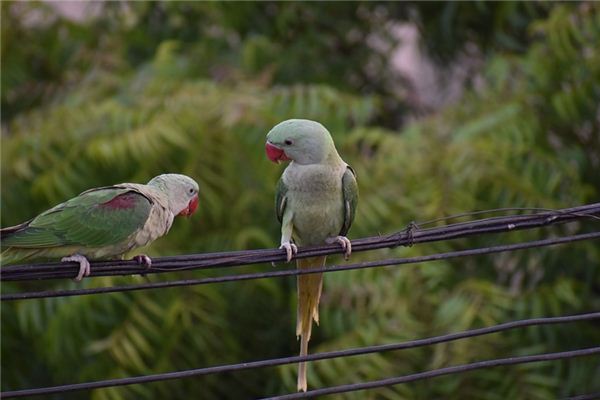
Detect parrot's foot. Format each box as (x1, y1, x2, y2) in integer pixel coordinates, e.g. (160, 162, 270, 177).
(133, 254, 152, 270)
(280, 241, 298, 263)
(62, 254, 91, 282)
(326, 235, 352, 260)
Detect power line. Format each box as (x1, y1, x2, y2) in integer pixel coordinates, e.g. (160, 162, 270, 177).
(2, 312, 598, 398)
(262, 347, 600, 400)
(2, 203, 599, 281)
(3, 231, 599, 301)
(414, 207, 600, 227)
(566, 394, 600, 400)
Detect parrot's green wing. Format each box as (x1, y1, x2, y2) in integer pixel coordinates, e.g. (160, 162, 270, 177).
(275, 177, 288, 224)
(339, 165, 358, 236)
(1, 188, 152, 249)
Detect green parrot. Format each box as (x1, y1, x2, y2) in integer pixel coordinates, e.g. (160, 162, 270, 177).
(266, 119, 358, 391)
(1, 173, 199, 280)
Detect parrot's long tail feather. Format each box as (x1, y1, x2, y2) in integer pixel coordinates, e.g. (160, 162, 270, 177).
(0, 221, 31, 239)
(0, 248, 40, 266)
(296, 256, 327, 392)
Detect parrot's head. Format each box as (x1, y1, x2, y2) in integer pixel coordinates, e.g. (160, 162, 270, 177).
(148, 174, 200, 217)
(265, 119, 338, 165)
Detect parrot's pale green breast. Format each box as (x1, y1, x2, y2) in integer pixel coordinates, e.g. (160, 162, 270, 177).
(283, 161, 347, 246)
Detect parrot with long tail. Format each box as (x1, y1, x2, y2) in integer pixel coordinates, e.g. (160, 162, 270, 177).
(266, 119, 358, 391)
(1, 173, 199, 280)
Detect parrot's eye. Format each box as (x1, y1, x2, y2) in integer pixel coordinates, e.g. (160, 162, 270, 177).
(284, 139, 293, 146)
(189, 188, 195, 194)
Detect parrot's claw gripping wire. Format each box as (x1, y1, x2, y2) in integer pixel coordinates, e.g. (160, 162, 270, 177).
(133, 254, 153, 276)
(276, 242, 298, 265)
(326, 235, 352, 260)
(62, 254, 91, 282)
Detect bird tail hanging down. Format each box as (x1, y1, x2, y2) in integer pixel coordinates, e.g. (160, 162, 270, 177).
(296, 255, 327, 392)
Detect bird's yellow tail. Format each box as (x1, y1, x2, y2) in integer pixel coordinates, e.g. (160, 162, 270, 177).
(296, 255, 326, 392)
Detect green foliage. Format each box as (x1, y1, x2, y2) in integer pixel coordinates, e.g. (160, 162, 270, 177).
(2, 3, 599, 400)
(415, 2, 550, 60)
(0, 1, 101, 120)
(1, 1, 402, 123)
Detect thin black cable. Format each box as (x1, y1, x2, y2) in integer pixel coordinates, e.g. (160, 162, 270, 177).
(2, 203, 599, 281)
(261, 347, 600, 400)
(566, 394, 600, 400)
(414, 207, 600, 228)
(2, 312, 598, 398)
(3, 231, 599, 301)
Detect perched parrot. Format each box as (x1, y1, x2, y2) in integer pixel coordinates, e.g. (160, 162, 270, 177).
(1, 173, 199, 280)
(266, 119, 358, 391)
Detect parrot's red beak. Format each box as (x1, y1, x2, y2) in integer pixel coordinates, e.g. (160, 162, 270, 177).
(179, 195, 199, 217)
(265, 142, 290, 164)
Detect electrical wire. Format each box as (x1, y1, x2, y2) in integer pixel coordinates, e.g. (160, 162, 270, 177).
(413, 206, 600, 228)
(2, 312, 598, 398)
(261, 347, 600, 400)
(566, 394, 600, 400)
(2, 203, 599, 281)
(3, 231, 599, 301)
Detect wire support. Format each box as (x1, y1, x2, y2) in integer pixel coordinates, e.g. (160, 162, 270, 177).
(2, 312, 598, 398)
(3, 231, 599, 301)
(2, 203, 599, 282)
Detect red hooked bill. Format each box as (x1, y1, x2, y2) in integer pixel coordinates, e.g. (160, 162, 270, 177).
(179, 195, 199, 217)
(265, 142, 290, 164)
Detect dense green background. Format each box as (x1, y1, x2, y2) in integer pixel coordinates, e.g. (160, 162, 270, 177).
(1, 2, 599, 399)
